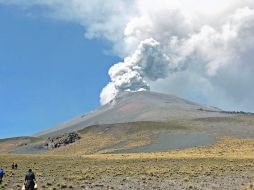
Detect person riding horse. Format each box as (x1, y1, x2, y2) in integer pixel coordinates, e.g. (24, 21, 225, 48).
(24, 169, 36, 190)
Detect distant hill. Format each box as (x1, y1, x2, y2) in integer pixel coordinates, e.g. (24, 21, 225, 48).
(0, 136, 43, 154)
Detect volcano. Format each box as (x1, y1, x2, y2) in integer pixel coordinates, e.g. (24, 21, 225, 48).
(37, 91, 226, 138)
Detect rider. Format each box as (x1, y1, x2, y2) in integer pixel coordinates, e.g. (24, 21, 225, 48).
(0, 168, 5, 184)
(24, 169, 36, 190)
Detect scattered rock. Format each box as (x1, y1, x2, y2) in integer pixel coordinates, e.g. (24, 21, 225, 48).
(44, 132, 81, 149)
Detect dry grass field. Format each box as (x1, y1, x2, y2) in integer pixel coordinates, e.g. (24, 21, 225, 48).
(1, 136, 254, 190)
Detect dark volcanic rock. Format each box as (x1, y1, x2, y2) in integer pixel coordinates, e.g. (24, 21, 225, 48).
(44, 132, 81, 149)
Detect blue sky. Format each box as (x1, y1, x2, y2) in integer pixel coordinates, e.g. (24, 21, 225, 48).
(1, 1, 254, 138)
(0, 5, 119, 138)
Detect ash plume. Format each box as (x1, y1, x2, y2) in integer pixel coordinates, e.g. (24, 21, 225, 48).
(100, 38, 171, 104)
(1, 0, 254, 111)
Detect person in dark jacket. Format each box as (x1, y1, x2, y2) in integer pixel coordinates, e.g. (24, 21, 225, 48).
(24, 169, 36, 190)
(15, 163, 18, 170)
(0, 168, 5, 184)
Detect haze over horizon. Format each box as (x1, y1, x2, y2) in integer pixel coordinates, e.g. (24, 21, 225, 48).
(0, 0, 254, 138)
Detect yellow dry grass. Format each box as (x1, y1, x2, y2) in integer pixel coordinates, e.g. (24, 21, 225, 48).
(84, 136, 254, 160)
(1, 136, 254, 189)
(45, 130, 153, 155)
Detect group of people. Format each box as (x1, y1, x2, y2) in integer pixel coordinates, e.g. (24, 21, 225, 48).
(0, 165, 36, 190)
(12, 163, 18, 170)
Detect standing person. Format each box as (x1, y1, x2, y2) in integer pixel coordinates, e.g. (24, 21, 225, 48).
(15, 163, 18, 170)
(24, 169, 36, 190)
(12, 163, 15, 170)
(0, 168, 5, 184)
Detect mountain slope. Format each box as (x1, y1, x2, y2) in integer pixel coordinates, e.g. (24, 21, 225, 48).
(2, 91, 254, 155)
(36, 91, 226, 138)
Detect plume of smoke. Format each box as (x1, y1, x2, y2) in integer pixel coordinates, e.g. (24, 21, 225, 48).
(1, 0, 254, 111)
(101, 3, 254, 111)
(100, 38, 171, 104)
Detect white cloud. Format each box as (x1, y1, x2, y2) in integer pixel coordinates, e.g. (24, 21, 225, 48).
(1, 0, 254, 111)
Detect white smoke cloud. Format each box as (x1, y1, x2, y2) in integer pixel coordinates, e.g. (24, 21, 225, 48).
(0, 0, 136, 56)
(100, 38, 171, 104)
(1, 0, 254, 111)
